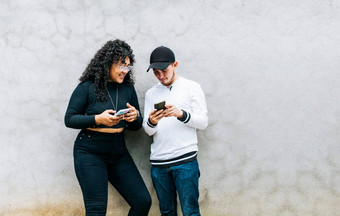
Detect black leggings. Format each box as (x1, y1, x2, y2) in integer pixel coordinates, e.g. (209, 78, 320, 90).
(73, 130, 151, 216)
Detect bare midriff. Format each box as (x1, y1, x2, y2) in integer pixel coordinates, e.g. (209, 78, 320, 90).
(86, 127, 125, 133)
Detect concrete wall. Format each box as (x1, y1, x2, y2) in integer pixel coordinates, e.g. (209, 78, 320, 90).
(1, 0, 340, 215)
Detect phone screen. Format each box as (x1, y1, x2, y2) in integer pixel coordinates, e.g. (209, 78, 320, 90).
(154, 101, 166, 110)
(114, 108, 130, 116)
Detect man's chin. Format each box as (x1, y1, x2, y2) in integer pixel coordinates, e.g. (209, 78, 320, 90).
(161, 82, 170, 86)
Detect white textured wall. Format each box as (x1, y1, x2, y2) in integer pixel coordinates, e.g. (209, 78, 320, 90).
(1, 0, 340, 215)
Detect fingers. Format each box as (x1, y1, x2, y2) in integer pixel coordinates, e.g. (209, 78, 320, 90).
(108, 115, 123, 124)
(103, 110, 123, 126)
(105, 109, 116, 115)
(126, 103, 135, 111)
(124, 109, 136, 117)
(124, 112, 137, 122)
(149, 109, 166, 124)
(163, 105, 182, 118)
(163, 106, 176, 117)
(124, 104, 138, 122)
(153, 109, 166, 116)
(112, 116, 124, 126)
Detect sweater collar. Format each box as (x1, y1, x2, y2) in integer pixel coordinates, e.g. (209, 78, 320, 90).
(157, 76, 182, 91)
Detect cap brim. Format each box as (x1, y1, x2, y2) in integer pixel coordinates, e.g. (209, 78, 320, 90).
(147, 62, 172, 72)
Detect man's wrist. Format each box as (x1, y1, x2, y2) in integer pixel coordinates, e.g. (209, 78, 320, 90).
(148, 118, 157, 127)
(177, 109, 183, 118)
(177, 109, 189, 122)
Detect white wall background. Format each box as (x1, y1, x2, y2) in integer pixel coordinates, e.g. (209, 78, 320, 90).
(1, 0, 340, 215)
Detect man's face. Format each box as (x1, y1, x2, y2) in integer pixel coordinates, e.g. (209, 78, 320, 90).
(153, 62, 178, 87)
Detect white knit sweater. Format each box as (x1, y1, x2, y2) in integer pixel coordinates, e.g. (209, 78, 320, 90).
(143, 76, 208, 166)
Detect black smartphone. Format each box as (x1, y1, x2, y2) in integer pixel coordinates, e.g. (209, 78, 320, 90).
(154, 101, 166, 110)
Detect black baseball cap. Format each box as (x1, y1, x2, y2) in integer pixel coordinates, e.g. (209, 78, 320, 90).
(147, 46, 175, 72)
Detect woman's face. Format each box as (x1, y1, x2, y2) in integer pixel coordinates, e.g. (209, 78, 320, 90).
(109, 57, 131, 83)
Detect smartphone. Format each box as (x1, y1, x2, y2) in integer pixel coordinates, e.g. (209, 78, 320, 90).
(154, 101, 166, 110)
(114, 108, 130, 116)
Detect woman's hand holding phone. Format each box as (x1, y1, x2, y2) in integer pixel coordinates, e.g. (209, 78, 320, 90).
(95, 109, 123, 127)
(124, 103, 139, 122)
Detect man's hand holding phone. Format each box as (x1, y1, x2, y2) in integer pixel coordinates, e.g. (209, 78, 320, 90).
(148, 101, 166, 125)
(163, 104, 183, 118)
(154, 101, 166, 111)
(149, 108, 167, 125)
(149, 101, 183, 124)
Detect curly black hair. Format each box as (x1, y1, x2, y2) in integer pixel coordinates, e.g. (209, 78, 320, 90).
(79, 39, 135, 101)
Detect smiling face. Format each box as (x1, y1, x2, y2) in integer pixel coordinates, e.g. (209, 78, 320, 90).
(109, 57, 131, 83)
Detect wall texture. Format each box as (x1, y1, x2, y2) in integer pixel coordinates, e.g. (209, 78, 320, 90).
(1, 0, 340, 215)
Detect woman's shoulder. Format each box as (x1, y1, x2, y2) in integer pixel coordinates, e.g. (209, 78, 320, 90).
(78, 80, 95, 89)
(73, 80, 95, 94)
(120, 81, 135, 90)
(119, 82, 137, 98)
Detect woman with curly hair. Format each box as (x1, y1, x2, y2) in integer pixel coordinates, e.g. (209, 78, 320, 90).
(65, 39, 151, 216)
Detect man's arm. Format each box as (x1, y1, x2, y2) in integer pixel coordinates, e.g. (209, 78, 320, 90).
(178, 82, 208, 130)
(143, 91, 158, 136)
(162, 82, 208, 130)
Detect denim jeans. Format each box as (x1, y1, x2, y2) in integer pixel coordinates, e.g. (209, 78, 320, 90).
(74, 130, 151, 216)
(151, 159, 201, 216)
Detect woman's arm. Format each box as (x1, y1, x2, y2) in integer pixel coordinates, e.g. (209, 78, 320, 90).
(64, 83, 97, 129)
(125, 86, 143, 131)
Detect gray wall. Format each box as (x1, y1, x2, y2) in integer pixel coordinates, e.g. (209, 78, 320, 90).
(1, 0, 340, 215)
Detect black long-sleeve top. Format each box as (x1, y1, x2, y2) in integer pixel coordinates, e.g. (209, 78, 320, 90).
(64, 80, 142, 131)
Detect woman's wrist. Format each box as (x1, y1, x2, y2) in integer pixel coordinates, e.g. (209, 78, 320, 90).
(134, 110, 140, 121)
(95, 115, 102, 125)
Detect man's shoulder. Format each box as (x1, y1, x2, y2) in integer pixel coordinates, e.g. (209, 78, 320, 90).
(146, 83, 162, 94)
(178, 76, 201, 88)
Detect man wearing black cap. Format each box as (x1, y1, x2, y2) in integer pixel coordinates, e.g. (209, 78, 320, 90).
(143, 46, 208, 216)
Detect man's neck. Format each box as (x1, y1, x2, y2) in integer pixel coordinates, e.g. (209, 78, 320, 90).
(165, 74, 178, 87)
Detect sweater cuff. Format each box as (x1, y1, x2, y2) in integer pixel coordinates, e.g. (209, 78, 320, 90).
(177, 109, 191, 123)
(89, 115, 97, 127)
(147, 118, 157, 128)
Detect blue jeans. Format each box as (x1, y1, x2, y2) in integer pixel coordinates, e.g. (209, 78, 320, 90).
(151, 159, 201, 216)
(74, 130, 151, 216)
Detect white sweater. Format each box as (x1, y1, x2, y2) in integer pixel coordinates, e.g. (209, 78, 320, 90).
(143, 76, 208, 166)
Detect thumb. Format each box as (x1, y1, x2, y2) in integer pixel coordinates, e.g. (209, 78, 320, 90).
(106, 109, 115, 114)
(126, 103, 135, 111)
